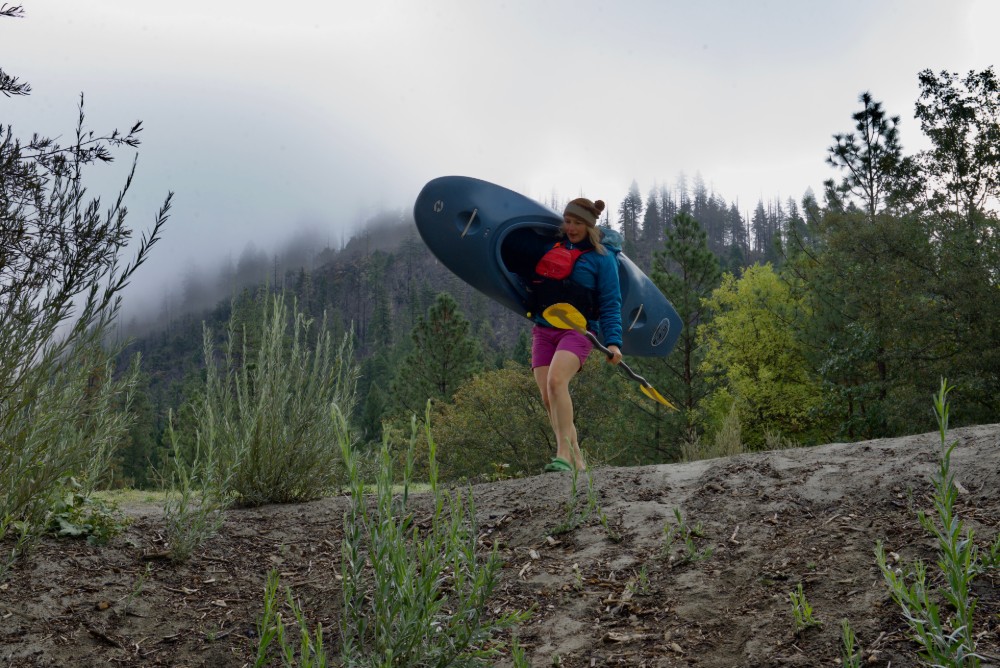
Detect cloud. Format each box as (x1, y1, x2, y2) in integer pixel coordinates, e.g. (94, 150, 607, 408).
(4, 0, 997, 321)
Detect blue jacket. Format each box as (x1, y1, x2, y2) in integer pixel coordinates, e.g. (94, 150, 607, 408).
(525, 228, 623, 349)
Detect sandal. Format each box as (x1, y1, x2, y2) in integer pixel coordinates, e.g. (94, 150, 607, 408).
(543, 457, 572, 472)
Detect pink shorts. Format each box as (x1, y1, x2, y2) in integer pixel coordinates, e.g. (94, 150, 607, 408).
(531, 325, 594, 369)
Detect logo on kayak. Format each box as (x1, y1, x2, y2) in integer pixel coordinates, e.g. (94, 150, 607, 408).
(433, 200, 444, 213)
(651, 318, 671, 347)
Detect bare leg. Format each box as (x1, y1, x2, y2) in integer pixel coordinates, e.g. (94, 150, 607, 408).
(533, 350, 585, 470)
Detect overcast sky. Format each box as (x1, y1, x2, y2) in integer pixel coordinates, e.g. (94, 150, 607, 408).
(4, 1, 999, 312)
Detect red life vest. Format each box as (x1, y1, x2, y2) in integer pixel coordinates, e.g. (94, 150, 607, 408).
(534, 242, 590, 280)
(530, 242, 599, 320)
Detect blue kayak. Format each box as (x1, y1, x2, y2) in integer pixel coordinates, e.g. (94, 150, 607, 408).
(413, 176, 681, 357)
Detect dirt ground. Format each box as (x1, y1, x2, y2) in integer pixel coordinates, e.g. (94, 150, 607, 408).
(2, 424, 999, 668)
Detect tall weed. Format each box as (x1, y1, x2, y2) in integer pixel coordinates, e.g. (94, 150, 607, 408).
(1, 93, 167, 577)
(255, 569, 327, 668)
(841, 619, 862, 668)
(161, 412, 229, 562)
(875, 379, 986, 667)
(338, 405, 529, 665)
(682, 403, 743, 462)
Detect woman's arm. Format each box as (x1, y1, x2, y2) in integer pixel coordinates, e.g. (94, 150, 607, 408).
(596, 252, 623, 349)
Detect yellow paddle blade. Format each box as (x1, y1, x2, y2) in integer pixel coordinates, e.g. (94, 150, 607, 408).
(541, 303, 587, 333)
(640, 384, 678, 411)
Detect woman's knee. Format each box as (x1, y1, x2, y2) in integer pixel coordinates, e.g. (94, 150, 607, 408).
(545, 372, 572, 398)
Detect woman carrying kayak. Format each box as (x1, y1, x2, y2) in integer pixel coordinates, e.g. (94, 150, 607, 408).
(524, 197, 623, 472)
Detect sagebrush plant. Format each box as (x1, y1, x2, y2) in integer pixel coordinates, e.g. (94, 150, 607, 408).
(121, 562, 153, 617)
(510, 635, 531, 668)
(626, 565, 651, 596)
(875, 379, 986, 667)
(1, 304, 148, 575)
(197, 292, 358, 506)
(338, 405, 530, 665)
(161, 412, 229, 562)
(763, 429, 798, 451)
(583, 463, 623, 543)
(985, 534, 1000, 570)
(789, 583, 822, 632)
(1, 44, 169, 578)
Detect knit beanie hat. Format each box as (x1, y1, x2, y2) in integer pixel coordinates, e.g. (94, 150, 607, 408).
(564, 198, 605, 227)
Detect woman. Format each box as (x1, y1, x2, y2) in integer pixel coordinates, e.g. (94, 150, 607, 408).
(528, 197, 623, 472)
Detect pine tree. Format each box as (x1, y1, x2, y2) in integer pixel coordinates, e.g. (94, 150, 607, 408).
(641, 187, 662, 243)
(826, 91, 908, 219)
(618, 211, 723, 461)
(750, 200, 768, 262)
(788, 92, 939, 438)
(632, 186, 662, 270)
(724, 203, 749, 271)
(390, 292, 482, 418)
(652, 213, 722, 433)
(693, 174, 727, 252)
(618, 180, 644, 255)
(676, 172, 691, 214)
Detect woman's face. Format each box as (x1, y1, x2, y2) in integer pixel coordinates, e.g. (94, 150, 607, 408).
(562, 216, 588, 244)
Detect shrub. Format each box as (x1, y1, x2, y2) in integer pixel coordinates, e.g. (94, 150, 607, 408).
(0, 75, 168, 575)
(196, 292, 358, 506)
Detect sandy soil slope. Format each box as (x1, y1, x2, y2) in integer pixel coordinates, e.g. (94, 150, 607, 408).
(2, 425, 998, 667)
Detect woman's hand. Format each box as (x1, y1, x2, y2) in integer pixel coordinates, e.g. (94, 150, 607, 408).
(606, 344, 623, 365)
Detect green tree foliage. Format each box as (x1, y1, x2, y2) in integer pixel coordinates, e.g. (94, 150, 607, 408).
(510, 329, 531, 367)
(367, 263, 393, 351)
(357, 349, 397, 444)
(1, 13, 169, 568)
(915, 67, 1000, 221)
(700, 264, 830, 448)
(786, 92, 936, 437)
(115, 370, 161, 488)
(914, 68, 1000, 421)
(787, 80, 1000, 436)
(798, 205, 935, 437)
(430, 362, 551, 478)
(646, 212, 721, 457)
(390, 292, 482, 418)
